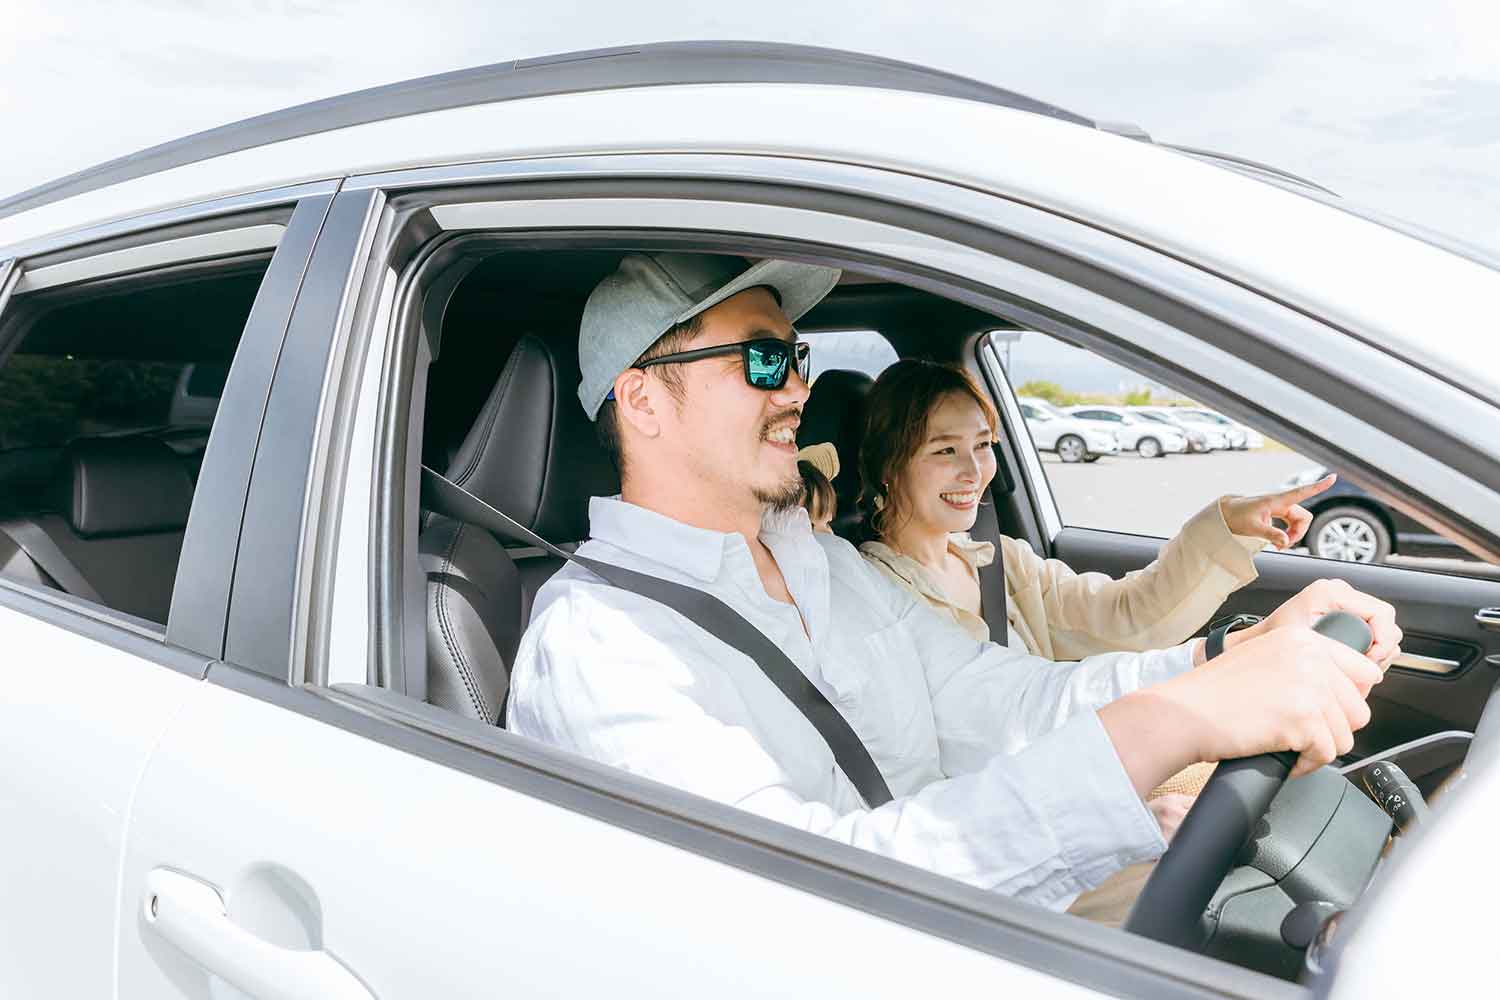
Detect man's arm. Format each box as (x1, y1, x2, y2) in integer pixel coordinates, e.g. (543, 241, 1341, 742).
(899, 567, 1394, 794)
(508, 583, 1166, 909)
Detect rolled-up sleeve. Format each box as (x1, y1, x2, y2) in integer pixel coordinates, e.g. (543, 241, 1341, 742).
(511, 583, 1174, 908)
(1017, 499, 1265, 660)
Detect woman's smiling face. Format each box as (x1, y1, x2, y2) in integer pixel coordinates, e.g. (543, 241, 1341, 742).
(893, 391, 998, 535)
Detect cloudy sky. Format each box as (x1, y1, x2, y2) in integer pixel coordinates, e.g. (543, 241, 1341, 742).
(4, 1, 1497, 254)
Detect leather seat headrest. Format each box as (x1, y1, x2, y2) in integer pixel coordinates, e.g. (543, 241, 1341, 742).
(444, 333, 619, 542)
(66, 437, 194, 537)
(797, 369, 875, 517)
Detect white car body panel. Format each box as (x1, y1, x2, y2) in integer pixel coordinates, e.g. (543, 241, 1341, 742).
(116, 680, 1093, 999)
(3, 81, 1497, 405)
(0, 602, 200, 998)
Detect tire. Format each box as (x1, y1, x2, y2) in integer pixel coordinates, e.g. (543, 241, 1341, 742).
(1137, 436, 1162, 459)
(1308, 506, 1392, 564)
(1082, 454, 1101, 463)
(1057, 435, 1087, 463)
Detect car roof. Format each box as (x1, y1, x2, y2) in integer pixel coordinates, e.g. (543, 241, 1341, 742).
(3, 41, 1496, 408)
(0, 41, 1093, 226)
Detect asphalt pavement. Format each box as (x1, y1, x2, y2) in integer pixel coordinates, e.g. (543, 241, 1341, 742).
(1039, 449, 1500, 581)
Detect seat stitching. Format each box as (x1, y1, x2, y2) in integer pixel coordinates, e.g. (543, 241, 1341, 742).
(435, 523, 491, 723)
(455, 338, 529, 489)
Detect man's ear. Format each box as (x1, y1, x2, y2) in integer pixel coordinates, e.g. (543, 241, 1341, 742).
(613, 368, 663, 439)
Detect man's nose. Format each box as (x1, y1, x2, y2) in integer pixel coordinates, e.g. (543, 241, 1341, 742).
(774, 366, 812, 407)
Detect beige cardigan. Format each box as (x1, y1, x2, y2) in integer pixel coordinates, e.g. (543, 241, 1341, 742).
(860, 499, 1265, 657)
(860, 500, 1266, 800)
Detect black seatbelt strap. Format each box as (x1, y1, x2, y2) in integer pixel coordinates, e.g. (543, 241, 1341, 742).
(421, 465, 895, 808)
(0, 521, 103, 604)
(970, 491, 1009, 646)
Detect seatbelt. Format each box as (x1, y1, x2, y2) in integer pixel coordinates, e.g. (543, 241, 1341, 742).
(977, 559, 1009, 646)
(970, 490, 1010, 646)
(0, 520, 103, 604)
(420, 465, 895, 808)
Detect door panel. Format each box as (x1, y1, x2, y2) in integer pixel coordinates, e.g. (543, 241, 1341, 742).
(0, 600, 204, 998)
(115, 674, 1086, 999)
(1053, 526, 1500, 763)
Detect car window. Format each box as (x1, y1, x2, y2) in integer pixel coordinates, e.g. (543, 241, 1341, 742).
(804, 328, 898, 383)
(996, 330, 1498, 579)
(0, 259, 272, 623)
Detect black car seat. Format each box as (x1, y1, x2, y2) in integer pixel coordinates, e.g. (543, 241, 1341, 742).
(420, 333, 618, 723)
(0, 437, 194, 623)
(797, 369, 875, 537)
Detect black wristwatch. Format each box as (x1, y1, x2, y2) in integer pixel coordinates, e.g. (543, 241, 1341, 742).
(1205, 613, 1264, 661)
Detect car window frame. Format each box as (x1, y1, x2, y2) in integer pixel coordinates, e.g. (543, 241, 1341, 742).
(0, 185, 334, 663)
(221, 152, 1498, 999)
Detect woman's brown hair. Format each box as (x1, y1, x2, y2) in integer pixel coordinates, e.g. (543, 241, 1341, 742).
(857, 360, 999, 541)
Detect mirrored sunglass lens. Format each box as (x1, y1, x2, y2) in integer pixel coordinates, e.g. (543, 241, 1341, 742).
(747, 343, 789, 388)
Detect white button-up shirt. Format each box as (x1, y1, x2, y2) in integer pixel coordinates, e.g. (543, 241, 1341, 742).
(509, 497, 1195, 909)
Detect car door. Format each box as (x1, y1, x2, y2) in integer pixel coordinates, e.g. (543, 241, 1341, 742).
(0, 190, 327, 996)
(988, 329, 1500, 785)
(110, 187, 1123, 1000)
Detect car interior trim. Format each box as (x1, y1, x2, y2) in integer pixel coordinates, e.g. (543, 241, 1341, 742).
(1390, 651, 1463, 675)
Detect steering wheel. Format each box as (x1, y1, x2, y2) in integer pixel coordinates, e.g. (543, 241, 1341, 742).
(1123, 611, 1374, 948)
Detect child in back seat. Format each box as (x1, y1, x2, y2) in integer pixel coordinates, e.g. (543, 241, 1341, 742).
(796, 442, 839, 534)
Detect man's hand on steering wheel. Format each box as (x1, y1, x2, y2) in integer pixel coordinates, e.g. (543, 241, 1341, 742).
(1228, 577, 1402, 670)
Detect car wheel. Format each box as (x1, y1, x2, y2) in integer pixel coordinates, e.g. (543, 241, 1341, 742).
(1309, 506, 1392, 564)
(1137, 437, 1162, 459)
(1057, 435, 1087, 463)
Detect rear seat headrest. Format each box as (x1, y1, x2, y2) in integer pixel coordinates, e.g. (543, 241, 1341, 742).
(67, 437, 194, 538)
(797, 369, 875, 516)
(444, 333, 619, 543)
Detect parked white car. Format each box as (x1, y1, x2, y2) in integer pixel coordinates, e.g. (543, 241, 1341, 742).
(1064, 404, 1189, 457)
(1017, 396, 1118, 461)
(1177, 408, 1264, 449)
(1, 40, 1497, 1000)
(1131, 405, 1229, 451)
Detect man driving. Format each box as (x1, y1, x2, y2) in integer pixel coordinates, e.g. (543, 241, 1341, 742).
(507, 252, 1399, 910)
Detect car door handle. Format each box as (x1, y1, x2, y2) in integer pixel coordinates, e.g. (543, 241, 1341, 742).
(1477, 608, 1500, 633)
(143, 868, 374, 1000)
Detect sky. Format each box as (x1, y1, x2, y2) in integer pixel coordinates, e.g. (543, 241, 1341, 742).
(3, 1, 1497, 256)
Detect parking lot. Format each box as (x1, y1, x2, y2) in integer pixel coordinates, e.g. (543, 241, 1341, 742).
(1040, 449, 1500, 581)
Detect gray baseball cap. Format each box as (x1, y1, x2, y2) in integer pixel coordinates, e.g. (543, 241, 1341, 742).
(577, 252, 841, 420)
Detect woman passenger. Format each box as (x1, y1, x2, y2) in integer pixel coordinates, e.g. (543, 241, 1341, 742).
(850, 359, 1333, 923)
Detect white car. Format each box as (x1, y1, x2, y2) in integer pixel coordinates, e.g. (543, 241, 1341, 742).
(1064, 404, 1189, 457)
(1178, 408, 1264, 449)
(1, 41, 1497, 1000)
(1017, 396, 1118, 461)
(1131, 405, 1229, 451)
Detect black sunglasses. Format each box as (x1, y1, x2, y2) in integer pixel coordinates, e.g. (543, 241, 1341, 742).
(611, 338, 812, 397)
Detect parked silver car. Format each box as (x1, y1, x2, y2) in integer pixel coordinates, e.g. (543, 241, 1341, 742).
(1130, 405, 1228, 451)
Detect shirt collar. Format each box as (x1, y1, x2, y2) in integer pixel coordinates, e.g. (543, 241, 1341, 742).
(587, 496, 731, 582)
(585, 497, 821, 581)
